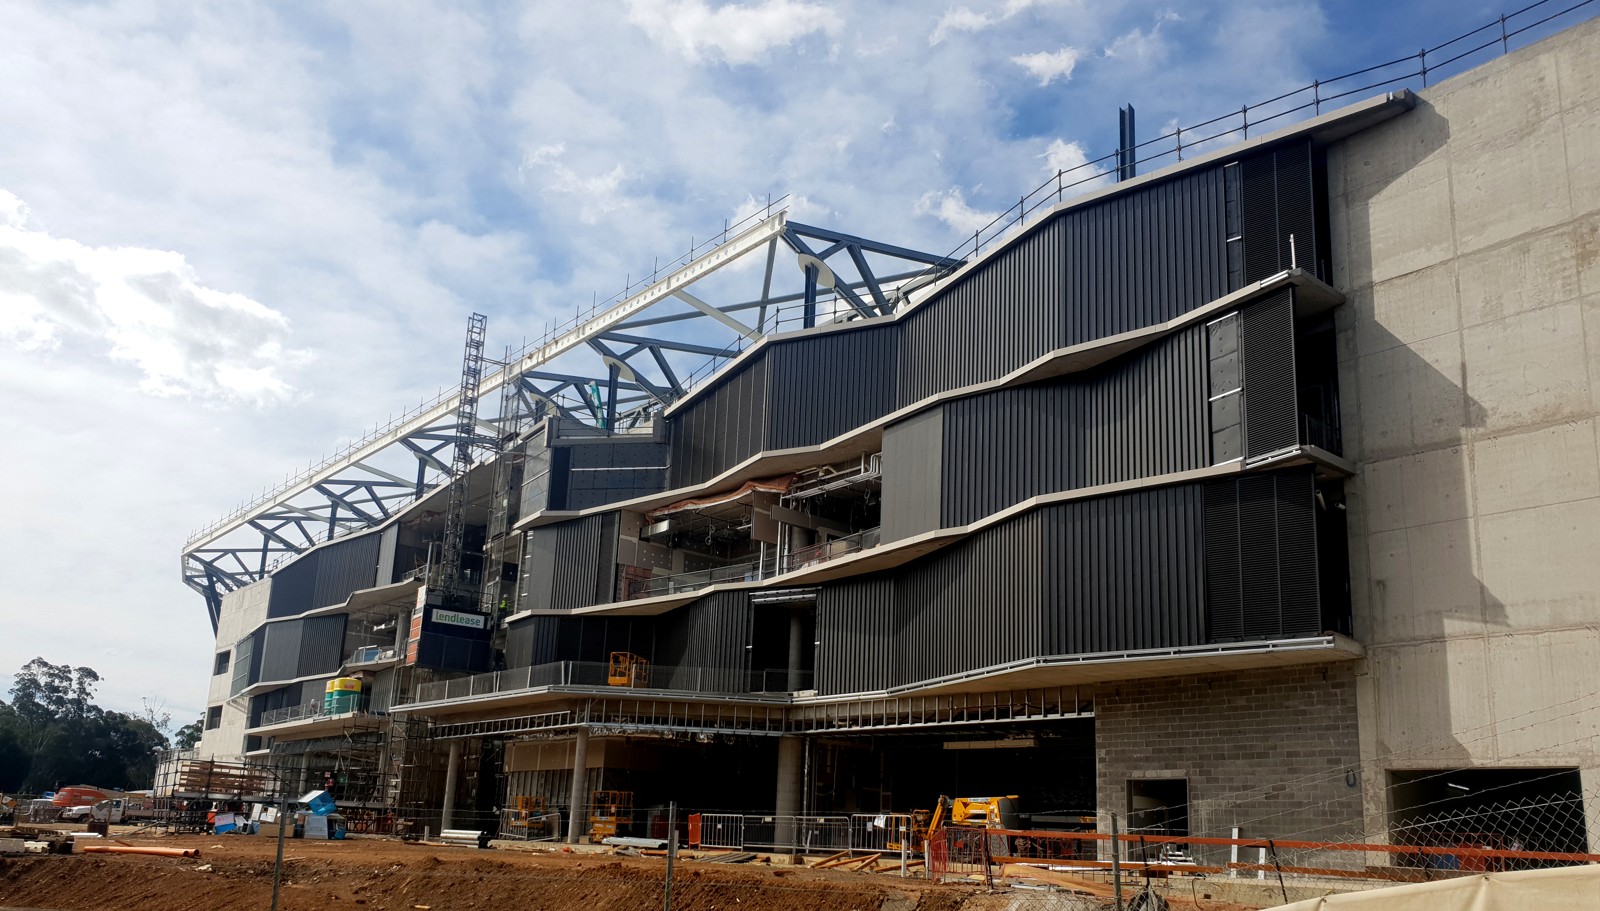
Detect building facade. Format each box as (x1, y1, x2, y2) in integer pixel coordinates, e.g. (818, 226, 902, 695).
(194, 16, 1600, 861)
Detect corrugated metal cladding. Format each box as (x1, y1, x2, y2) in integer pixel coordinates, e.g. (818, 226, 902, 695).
(766, 324, 898, 451)
(519, 513, 619, 612)
(667, 358, 769, 488)
(652, 591, 752, 692)
(1240, 288, 1299, 459)
(256, 614, 347, 684)
(937, 326, 1210, 528)
(266, 532, 380, 618)
(1204, 467, 1321, 641)
(898, 166, 1230, 405)
(879, 408, 943, 542)
(814, 485, 1207, 695)
(1241, 140, 1317, 283)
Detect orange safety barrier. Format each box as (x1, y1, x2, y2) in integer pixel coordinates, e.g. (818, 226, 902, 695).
(981, 827, 1600, 865)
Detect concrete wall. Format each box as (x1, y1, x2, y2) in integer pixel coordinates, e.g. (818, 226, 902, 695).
(197, 577, 271, 760)
(1095, 665, 1363, 864)
(1328, 15, 1600, 792)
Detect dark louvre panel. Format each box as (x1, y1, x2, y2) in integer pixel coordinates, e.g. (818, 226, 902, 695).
(1203, 467, 1324, 642)
(766, 324, 898, 450)
(1241, 140, 1317, 283)
(1241, 150, 1281, 282)
(520, 514, 618, 612)
(1203, 480, 1243, 641)
(1274, 141, 1317, 274)
(815, 485, 1207, 695)
(1238, 474, 1284, 640)
(1275, 469, 1320, 636)
(297, 615, 348, 677)
(1241, 288, 1299, 458)
(938, 326, 1211, 528)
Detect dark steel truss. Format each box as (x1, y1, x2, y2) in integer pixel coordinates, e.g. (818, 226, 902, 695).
(182, 207, 960, 629)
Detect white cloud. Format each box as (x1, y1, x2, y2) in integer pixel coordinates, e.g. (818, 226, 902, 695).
(0, 190, 305, 405)
(518, 143, 637, 224)
(1104, 10, 1181, 64)
(625, 0, 843, 65)
(1011, 46, 1081, 85)
(929, 0, 1075, 45)
(914, 187, 1001, 236)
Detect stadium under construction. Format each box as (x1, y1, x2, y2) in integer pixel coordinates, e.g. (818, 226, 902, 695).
(183, 10, 1600, 871)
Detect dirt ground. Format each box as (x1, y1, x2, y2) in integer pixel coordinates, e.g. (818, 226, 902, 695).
(0, 832, 1270, 911)
(0, 833, 981, 911)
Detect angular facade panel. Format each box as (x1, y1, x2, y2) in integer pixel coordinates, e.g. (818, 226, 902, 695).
(815, 484, 1209, 694)
(937, 326, 1211, 527)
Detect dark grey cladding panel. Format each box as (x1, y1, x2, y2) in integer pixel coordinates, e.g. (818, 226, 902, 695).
(231, 629, 262, 695)
(311, 533, 379, 610)
(256, 614, 348, 685)
(267, 533, 381, 618)
(814, 484, 1207, 695)
(766, 323, 899, 451)
(897, 219, 1066, 404)
(1204, 466, 1322, 642)
(897, 165, 1229, 406)
(1241, 288, 1299, 459)
(651, 591, 751, 692)
(1241, 140, 1317, 283)
(505, 614, 652, 669)
(667, 358, 770, 488)
(267, 551, 318, 619)
(880, 408, 943, 543)
(519, 513, 619, 612)
(297, 615, 348, 677)
(258, 620, 302, 683)
(938, 326, 1211, 528)
(376, 525, 399, 586)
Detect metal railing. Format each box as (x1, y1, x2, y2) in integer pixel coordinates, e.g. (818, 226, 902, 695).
(781, 527, 881, 575)
(258, 701, 334, 727)
(409, 661, 813, 705)
(626, 526, 883, 600)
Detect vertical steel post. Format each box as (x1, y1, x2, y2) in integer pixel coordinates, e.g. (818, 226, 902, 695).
(1111, 812, 1123, 911)
(271, 790, 288, 911)
(663, 801, 677, 911)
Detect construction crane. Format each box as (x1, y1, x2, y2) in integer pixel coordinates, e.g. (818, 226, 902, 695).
(438, 313, 487, 603)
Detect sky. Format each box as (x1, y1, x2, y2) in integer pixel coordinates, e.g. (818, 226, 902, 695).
(0, 0, 1558, 730)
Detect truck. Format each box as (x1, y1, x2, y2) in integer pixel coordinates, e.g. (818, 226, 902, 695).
(54, 789, 159, 823)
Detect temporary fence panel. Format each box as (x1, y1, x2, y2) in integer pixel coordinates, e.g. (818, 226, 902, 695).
(741, 815, 850, 853)
(849, 813, 915, 854)
(696, 813, 745, 850)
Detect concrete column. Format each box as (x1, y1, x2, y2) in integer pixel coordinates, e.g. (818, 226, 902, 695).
(565, 726, 589, 844)
(1582, 766, 1600, 856)
(786, 612, 806, 692)
(440, 739, 462, 831)
(774, 735, 803, 850)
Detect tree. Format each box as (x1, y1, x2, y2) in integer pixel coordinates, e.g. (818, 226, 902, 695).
(5, 659, 172, 792)
(173, 718, 204, 751)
